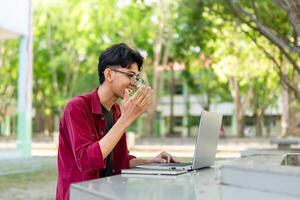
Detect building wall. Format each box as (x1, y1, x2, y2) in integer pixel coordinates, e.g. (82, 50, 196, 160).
(0, 0, 29, 39)
(157, 93, 282, 137)
(160, 114, 282, 138)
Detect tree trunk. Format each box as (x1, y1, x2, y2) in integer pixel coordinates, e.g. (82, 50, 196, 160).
(34, 109, 44, 134)
(145, 0, 171, 137)
(168, 62, 175, 135)
(229, 77, 246, 137)
(255, 109, 264, 137)
(144, 40, 161, 137)
(279, 85, 300, 137)
(281, 87, 290, 137)
(236, 106, 245, 138)
(45, 115, 54, 136)
(206, 88, 211, 111)
(289, 109, 300, 136)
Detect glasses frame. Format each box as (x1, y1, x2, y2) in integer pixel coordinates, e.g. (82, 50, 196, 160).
(110, 68, 143, 85)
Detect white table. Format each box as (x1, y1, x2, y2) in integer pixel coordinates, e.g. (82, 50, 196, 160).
(70, 166, 298, 200)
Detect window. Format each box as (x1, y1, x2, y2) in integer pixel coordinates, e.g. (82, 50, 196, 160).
(222, 116, 232, 126)
(174, 83, 183, 94)
(174, 116, 183, 126)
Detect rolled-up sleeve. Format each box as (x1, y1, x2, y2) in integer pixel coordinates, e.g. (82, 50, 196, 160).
(128, 154, 136, 160)
(65, 101, 104, 173)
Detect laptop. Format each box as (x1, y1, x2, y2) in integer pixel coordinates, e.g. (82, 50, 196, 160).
(121, 168, 188, 175)
(136, 110, 223, 171)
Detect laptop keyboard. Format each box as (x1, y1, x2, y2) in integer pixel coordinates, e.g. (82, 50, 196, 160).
(161, 163, 192, 167)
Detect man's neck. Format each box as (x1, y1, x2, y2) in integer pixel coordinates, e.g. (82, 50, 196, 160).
(97, 84, 118, 111)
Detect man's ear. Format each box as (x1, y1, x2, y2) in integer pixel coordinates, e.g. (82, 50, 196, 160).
(104, 68, 113, 82)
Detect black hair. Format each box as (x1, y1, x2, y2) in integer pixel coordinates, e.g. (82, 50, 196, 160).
(98, 43, 144, 85)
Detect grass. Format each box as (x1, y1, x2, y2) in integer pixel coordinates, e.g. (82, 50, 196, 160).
(0, 168, 57, 192)
(0, 159, 57, 200)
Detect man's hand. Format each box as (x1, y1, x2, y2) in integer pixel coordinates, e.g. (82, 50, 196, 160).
(129, 151, 180, 168)
(150, 151, 180, 163)
(119, 85, 153, 128)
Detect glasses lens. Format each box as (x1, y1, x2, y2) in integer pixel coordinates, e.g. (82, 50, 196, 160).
(136, 77, 144, 86)
(130, 77, 145, 96)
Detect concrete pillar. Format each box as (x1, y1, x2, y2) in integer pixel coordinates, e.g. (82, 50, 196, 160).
(17, 1, 33, 158)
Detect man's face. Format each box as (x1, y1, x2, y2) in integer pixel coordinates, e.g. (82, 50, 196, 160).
(110, 63, 140, 99)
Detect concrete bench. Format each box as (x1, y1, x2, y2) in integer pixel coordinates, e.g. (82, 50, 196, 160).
(270, 138, 299, 150)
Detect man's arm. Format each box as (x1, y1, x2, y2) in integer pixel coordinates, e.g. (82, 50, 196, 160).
(100, 86, 152, 159)
(99, 117, 128, 159)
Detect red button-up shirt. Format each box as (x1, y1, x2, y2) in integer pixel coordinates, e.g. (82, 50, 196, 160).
(56, 88, 135, 200)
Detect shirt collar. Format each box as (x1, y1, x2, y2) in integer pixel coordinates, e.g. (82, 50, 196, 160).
(91, 88, 102, 115)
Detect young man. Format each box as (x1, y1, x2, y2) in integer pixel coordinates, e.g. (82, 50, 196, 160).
(56, 43, 178, 200)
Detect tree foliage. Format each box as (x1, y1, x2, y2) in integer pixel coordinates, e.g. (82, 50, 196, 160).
(0, 0, 296, 137)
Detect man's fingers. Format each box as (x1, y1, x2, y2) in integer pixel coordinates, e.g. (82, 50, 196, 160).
(123, 89, 130, 103)
(141, 87, 153, 104)
(171, 156, 180, 163)
(131, 85, 146, 100)
(157, 151, 171, 163)
(130, 86, 152, 108)
(140, 98, 148, 109)
(152, 157, 167, 163)
(166, 154, 171, 163)
(136, 86, 149, 102)
(140, 91, 152, 109)
(156, 151, 179, 163)
(152, 152, 179, 164)
(161, 153, 171, 163)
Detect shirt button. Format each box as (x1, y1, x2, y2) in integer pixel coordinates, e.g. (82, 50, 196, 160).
(100, 117, 104, 120)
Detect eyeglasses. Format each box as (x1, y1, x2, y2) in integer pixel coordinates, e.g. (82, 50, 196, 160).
(110, 68, 144, 86)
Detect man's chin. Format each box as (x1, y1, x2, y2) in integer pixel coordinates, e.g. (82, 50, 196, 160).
(119, 92, 125, 99)
(121, 89, 132, 99)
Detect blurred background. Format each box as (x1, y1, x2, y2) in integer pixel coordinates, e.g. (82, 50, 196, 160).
(0, 0, 300, 199)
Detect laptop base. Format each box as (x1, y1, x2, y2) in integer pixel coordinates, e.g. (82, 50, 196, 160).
(136, 162, 193, 170)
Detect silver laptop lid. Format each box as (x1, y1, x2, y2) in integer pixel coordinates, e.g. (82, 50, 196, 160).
(192, 110, 223, 169)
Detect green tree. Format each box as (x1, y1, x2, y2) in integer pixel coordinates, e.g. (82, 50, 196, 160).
(225, 0, 300, 101)
(211, 24, 279, 137)
(33, 0, 157, 135)
(0, 40, 19, 134)
(165, 0, 227, 136)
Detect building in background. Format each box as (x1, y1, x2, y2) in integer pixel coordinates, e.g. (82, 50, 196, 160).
(0, 0, 33, 157)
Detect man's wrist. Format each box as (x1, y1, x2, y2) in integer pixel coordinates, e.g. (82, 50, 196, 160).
(116, 116, 130, 130)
